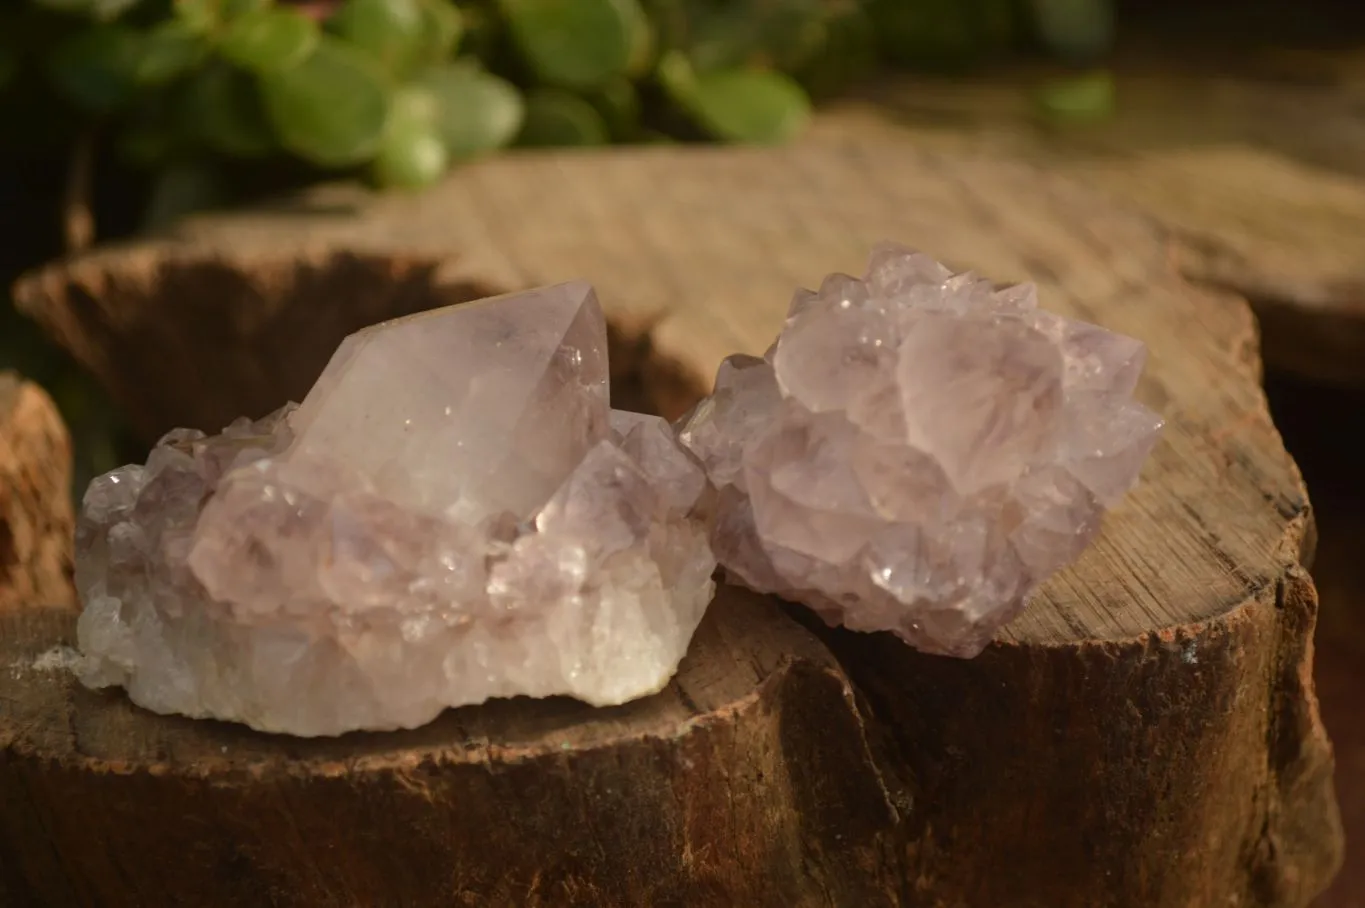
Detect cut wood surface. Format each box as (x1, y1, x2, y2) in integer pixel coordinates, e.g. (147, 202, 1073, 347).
(0, 372, 73, 614)
(803, 63, 1365, 388)
(5, 135, 1344, 906)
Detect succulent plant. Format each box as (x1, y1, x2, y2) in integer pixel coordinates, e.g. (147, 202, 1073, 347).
(1, 0, 1112, 484)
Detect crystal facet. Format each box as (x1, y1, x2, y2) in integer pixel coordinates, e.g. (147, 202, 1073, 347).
(75, 283, 716, 736)
(677, 244, 1163, 658)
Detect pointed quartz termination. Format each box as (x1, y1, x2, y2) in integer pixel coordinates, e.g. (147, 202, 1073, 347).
(286, 283, 611, 524)
(677, 244, 1163, 658)
(74, 283, 716, 736)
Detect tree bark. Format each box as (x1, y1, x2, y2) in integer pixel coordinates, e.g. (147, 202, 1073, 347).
(0, 373, 73, 614)
(5, 136, 1344, 906)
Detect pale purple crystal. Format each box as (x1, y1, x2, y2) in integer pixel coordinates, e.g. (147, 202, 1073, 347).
(74, 283, 715, 736)
(677, 244, 1162, 658)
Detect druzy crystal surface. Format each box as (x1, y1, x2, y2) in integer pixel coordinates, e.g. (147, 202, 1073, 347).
(75, 283, 715, 736)
(677, 244, 1162, 658)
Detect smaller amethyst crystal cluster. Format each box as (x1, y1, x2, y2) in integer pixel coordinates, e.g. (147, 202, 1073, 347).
(678, 244, 1162, 658)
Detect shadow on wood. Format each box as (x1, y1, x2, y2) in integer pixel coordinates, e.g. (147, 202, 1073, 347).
(1265, 374, 1365, 908)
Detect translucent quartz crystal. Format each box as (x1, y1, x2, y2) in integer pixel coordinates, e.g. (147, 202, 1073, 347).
(677, 244, 1162, 658)
(75, 283, 716, 736)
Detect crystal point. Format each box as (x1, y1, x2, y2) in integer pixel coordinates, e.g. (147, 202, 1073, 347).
(679, 245, 1162, 658)
(286, 282, 610, 523)
(74, 284, 715, 736)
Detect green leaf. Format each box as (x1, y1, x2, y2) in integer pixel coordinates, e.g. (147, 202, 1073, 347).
(621, 0, 653, 77)
(134, 19, 206, 85)
(220, 7, 319, 74)
(1034, 71, 1115, 122)
(516, 89, 608, 147)
(388, 82, 438, 127)
(32, 0, 143, 20)
(329, 0, 439, 77)
(685, 1, 825, 73)
(170, 0, 266, 32)
(259, 36, 390, 167)
(417, 0, 463, 65)
(183, 62, 275, 156)
(173, 0, 219, 34)
(222, 0, 269, 17)
(499, 0, 647, 89)
(372, 126, 448, 189)
(661, 55, 810, 144)
(372, 91, 448, 188)
(50, 25, 144, 113)
(420, 65, 523, 160)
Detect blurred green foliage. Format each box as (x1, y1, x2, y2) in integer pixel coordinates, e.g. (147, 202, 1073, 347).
(0, 0, 1116, 202)
(0, 0, 1114, 488)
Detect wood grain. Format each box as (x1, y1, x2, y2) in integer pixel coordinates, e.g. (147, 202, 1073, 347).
(802, 65, 1365, 387)
(5, 136, 1344, 905)
(0, 372, 73, 613)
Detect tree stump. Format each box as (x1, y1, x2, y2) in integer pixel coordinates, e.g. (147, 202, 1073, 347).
(4, 137, 1344, 906)
(0, 373, 73, 613)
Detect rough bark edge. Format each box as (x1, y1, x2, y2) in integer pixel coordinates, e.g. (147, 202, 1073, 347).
(0, 374, 74, 613)
(1251, 564, 1343, 905)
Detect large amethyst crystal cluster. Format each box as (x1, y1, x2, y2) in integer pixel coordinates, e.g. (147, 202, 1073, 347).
(75, 284, 715, 736)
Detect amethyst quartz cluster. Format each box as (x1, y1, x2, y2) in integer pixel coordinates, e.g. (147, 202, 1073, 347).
(75, 284, 715, 735)
(677, 244, 1162, 657)
(73, 245, 1160, 736)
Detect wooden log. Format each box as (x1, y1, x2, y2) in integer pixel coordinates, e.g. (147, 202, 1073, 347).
(804, 62, 1365, 389)
(4, 137, 1344, 906)
(0, 373, 74, 613)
